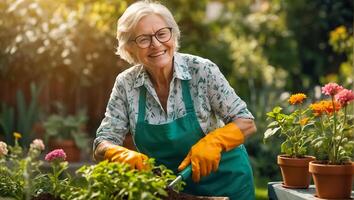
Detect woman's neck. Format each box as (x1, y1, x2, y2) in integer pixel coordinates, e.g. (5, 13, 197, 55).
(146, 64, 173, 89)
(145, 64, 173, 112)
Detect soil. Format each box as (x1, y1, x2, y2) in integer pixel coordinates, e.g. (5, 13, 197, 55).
(31, 193, 61, 200)
(164, 188, 228, 200)
(153, 168, 227, 200)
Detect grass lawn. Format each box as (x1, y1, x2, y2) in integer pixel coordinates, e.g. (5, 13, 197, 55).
(255, 176, 270, 200)
(255, 187, 268, 200)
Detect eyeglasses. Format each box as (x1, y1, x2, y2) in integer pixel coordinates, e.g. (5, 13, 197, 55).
(131, 27, 172, 49)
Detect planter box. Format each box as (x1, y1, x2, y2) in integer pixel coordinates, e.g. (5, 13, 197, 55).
(29, 192, 229, 200)
(165, 190, 229, 200)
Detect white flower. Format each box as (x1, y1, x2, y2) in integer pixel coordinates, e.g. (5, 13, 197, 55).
(0, 141, 8, 156)
(30, 139, 45, 151)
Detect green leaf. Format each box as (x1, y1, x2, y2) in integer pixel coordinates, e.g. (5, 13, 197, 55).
(281, 141, 291, 155)
(314, 140, 324, 148)
(273, 106, 282, 113)
(264, 127, 281, 139)
(267, 121, 279, 128)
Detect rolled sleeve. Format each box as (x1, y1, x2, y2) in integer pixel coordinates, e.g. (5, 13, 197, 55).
(206, 62, 254, 123)
(93, 75, 129, 151)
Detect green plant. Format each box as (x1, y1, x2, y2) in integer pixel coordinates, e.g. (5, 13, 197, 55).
(264, 93, 313, 157)
(0, 133, 45, 200)
(0, 104, 14, 144)
(0, 137, 184, 200)
(43, 109, 89, 152)
(309, 83, 354, 164)
(43, 149, 70, 198)
(0, 83, 41, 147)
(59, 160, 183, 200)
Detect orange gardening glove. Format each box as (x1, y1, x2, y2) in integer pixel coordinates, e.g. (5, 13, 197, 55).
(178, 123, 244, 182)
(104, 145, 149, 170)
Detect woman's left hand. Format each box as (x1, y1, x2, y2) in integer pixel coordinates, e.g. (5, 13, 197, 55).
(178, 122, 246, 182)
(178, 135, 222, 182)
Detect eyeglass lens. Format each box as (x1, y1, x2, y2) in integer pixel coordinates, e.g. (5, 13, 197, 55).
(135, 27, 172, 48)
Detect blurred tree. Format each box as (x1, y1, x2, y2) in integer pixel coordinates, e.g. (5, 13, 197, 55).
(324, 25, 353, 87)
(0, 0, 133, 133)
(284, 0, 353, 90)
(0, 0, 132, 84)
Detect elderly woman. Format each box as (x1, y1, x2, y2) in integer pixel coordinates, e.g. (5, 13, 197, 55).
(93, 1, 257, 199)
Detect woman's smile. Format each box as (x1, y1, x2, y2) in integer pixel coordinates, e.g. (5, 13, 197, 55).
(149, 50, 167, 58)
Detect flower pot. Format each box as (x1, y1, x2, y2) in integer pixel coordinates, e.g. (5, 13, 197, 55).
(277, 155, 315, 189)
(48, 139, 81, 162)
(309, 161, 353, 199)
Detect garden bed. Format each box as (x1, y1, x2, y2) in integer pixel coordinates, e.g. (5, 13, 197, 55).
(29, 189, 229, 200)
(166, 189, 229, 200)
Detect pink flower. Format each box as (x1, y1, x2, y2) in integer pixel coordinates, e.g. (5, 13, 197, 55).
(30, 139, 45, 151)
(45, 149, 67, 162)
(321, 83, 343, 96)
(0, 141, 8, 156)
(335, 89, 354, 106)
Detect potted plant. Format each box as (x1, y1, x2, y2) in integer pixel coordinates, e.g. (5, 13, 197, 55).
(264, 93, 315, 188)
(43, 110, 89, 162)
(308, 83, 354, 199)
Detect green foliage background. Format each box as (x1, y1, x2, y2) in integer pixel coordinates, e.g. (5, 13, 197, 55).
(0, 0, 353, 198)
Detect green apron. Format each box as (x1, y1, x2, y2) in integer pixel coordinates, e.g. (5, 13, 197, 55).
(134, 80, 255, 200)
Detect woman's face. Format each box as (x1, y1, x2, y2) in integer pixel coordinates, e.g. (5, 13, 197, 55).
(130, 14, 175, 70)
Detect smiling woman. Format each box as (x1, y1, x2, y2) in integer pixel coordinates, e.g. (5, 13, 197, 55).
(93, 1, 257, 200)
(127, 14, 176, 111)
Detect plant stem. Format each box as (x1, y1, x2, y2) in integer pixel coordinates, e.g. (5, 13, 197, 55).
(330, 96, 337, 164)
(335, 106, 347, 163)
(53, 163, 58, 197)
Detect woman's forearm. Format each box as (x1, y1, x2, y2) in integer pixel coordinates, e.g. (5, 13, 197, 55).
(232, 118, 257, 138)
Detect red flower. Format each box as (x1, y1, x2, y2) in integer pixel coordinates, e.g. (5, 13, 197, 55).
(335, 89, 354, 106)
(45, 149, 67, 162)
(321, 83, 343, 96)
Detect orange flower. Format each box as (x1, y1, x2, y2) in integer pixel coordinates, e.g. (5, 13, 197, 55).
(310, 100, 341, 116)
(323, 100, 341, 115)
(310, 101, 326, 116)
(288, 93, 307, 105)
(300, 117, 309, 126)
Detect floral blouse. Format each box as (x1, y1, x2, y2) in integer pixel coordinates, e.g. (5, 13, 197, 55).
(94, 52, 254, 150)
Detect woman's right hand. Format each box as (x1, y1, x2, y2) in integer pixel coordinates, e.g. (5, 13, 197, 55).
(104, 145, 149, 170)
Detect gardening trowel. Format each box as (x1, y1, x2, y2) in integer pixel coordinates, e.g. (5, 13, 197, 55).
(167, 165, 192, 189)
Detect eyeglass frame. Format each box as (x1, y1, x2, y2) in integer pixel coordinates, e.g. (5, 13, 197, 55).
(130, 27, 173, 49)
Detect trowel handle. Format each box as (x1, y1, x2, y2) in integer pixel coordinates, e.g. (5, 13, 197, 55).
(178, 164, 192, 180)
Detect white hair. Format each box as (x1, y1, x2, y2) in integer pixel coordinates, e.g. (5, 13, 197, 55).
(116, 1, 180, 64)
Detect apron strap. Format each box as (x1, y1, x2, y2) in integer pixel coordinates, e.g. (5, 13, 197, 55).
(181, 80, 195, 114)
(138, 86, 147, 123)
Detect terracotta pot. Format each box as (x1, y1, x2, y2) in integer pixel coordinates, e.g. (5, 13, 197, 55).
(48, 139, 81, 162)
(309, 161, 353, 199)
(277, 155, 315, 188)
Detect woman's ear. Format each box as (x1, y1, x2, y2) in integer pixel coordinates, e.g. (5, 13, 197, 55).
(125, 44, 138, 64)
(125, 44, 133, 55)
